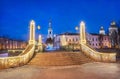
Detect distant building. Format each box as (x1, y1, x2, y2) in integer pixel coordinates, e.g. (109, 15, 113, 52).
(54, 32, 80, 49)
(0, 37, 27, 50)
(54, 32, 111, 49)
(54, 21, 120, 49)
(87, 33, 110, 48)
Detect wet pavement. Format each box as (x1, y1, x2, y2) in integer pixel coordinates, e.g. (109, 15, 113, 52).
(0, 62, 120, 79)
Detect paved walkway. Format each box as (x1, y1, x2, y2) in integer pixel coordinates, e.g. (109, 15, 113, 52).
(0, 52, 120, 79)
(0, 62, 120, 79)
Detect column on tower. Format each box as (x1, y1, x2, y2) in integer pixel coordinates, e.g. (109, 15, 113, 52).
(61, 35, 67, 46)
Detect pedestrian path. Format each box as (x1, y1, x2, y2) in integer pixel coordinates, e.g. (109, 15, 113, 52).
(28, 51, 94, 66)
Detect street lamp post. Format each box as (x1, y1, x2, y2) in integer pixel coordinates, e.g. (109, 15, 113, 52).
(37, 25, 43, 52)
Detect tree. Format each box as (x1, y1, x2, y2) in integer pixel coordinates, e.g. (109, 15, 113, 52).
(46, 38, 53, 44)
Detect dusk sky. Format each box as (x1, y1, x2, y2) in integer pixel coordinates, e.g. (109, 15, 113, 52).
(0, 0, 120, 40)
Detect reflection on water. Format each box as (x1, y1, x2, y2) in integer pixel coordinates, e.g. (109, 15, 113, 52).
(0, 51, 22, 57)
(0, 53, 8, 57)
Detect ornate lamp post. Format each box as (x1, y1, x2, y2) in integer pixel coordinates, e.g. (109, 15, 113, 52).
(37, 25, 43, 52)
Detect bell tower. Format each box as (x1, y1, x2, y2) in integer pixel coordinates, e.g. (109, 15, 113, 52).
(47, 20, 53, 39)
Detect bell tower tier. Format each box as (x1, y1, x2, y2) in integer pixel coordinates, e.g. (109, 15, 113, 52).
(47, 20, 53, 39)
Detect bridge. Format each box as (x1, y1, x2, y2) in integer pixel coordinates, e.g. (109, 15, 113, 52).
(0, 20, 117, 69)
(0, 20, 36, 69)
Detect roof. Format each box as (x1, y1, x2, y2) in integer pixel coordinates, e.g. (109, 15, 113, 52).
(58, 32, 79, 35)
(57, 32, 109, 36)
(90, 33, 109, 36)
(100, 26, 104, 30)
(90, 33, 99, 35)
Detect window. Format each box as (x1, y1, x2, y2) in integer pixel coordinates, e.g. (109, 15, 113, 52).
(58, 38, 60, 41)
(105, 37, 107, 40)
(96, 38, 97, 41)
(69, 39, 71, 42)
(73, 38, 74, 42)
(89, 43, 91, 45)
(76, 38, 78, 41)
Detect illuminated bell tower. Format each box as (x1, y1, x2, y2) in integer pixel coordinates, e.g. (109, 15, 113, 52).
(80, 21, 86, 44)
(29, 20, 35, 45)
(47, 20, 53, 39)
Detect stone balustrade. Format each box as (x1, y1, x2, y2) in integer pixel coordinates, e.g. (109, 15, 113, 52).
(0, 44, 35, 69)
(80, 44, 116, 62)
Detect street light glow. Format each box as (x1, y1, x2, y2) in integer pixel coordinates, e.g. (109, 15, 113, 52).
(38, 25, 40, 30)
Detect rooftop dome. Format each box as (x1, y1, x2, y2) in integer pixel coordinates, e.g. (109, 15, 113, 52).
(110, 21, 117, 28)
(100, 26, 104, 30)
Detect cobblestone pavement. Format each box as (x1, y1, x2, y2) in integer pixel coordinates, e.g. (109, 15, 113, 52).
(0, 62, 120, 79)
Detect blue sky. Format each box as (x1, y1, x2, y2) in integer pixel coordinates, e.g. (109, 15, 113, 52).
(0, 0, 120, 40)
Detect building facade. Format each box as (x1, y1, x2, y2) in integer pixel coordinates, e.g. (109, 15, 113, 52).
(54, 32, 111, 49)
(54, 21, 119, 49)
(0, 37, 27, 50)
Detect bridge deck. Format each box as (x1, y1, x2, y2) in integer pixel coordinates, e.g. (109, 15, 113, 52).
(28, 51, 94, 67)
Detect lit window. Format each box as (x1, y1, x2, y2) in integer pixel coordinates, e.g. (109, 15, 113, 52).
(73, 38, 74, 42)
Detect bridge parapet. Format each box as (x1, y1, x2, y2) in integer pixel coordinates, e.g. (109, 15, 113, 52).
(8, 49, 23, 53)
(0, 44, 35, 69)
(80, 44, 116, 62)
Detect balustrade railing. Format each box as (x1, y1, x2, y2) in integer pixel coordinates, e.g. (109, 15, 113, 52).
(0, 44, 35, 69)
(80, 44, 116, 62)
